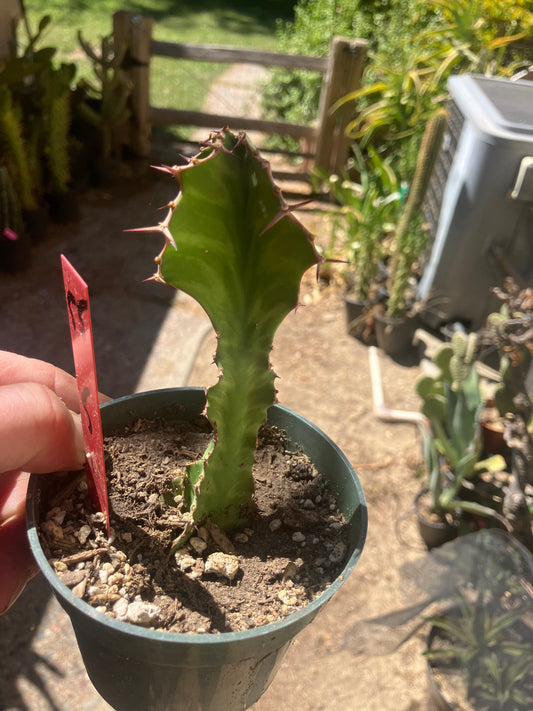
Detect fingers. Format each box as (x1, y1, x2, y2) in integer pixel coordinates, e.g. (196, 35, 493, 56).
(0, 470, 30, 527)
(0, 350, 110, 412)
(0, 382, 85, 473)
(0, 511, 38, 614)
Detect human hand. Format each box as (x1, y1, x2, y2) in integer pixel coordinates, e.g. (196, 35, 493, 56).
(0, 350, 91, 613)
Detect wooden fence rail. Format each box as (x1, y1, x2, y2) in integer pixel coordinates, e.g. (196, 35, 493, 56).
(113, 11, 367, 175)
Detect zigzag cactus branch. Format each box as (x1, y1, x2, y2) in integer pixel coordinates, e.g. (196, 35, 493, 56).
(134, 128, 320, 531)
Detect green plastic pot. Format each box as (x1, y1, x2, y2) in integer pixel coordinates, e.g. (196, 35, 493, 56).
(27, 387, 367, 711)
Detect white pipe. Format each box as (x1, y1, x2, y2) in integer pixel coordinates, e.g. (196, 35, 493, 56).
(368, 346, 426, 425)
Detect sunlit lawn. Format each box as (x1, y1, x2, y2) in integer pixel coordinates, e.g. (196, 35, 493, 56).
(22, 1, 293, 120)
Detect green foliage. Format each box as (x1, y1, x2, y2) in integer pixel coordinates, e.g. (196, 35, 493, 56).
(0, 13, 76, 200)
(426, 557, 533, 710)
(386, 108, 447, 317)
(24, 0, 291, 136)
(0, 87, 37, 210)
(262, 0, 360, 152)
(143, 129, 319, 533)
(417, 333, 505, 519)
(477, 280, 533, 545)
(0, 166, 23, 239)
(321, 145, 402, 300)
(76, 32, 132, 160)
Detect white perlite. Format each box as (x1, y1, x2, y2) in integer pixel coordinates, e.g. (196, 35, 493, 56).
(126, 600, 161, 627)
(204, 552, 240, 581)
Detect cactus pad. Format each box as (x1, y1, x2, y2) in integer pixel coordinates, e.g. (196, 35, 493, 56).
(138, 128, 320, 530)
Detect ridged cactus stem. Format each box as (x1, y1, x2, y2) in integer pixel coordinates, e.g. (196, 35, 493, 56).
(0, 166, 23, 238)
(134, 129, 320, 532)
(45, 88, 72, 193)
(387, 108, 447, 317)
(0, 88, 37, 211)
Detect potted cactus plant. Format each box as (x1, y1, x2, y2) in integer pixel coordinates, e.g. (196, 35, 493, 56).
(375, 108, 448, 358)
(27, 128, 367, 711)
(415, 332, 507, 548)
(347, 529, 533, 711)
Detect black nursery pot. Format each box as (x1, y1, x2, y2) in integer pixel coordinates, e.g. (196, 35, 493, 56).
(27, 387, 367, 711)
(343, 295, 375, 344)
(374, 312, 418, 358)
(414, 489, 458, 551)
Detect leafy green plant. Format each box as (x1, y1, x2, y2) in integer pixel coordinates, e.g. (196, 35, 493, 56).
(422, 0, 533, 78)
(425, 539, 533, 711)
(336, 44, 446, 156)
(135, 128, 320, 538)
(345, 529, 532, 710)
(322, 145, 401, 301)
(416, 332, 506, 524)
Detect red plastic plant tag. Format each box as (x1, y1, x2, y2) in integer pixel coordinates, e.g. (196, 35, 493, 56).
(61, 255, 110, 535)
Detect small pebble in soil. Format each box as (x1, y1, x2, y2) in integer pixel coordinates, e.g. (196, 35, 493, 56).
(126, 600, 161, 627)
(329, 541, 347, 563)
(189, 536, 207, 554)
(269, 518, 282, 532)
(292, 532, 306, 543)
(204, 552, 240, 581)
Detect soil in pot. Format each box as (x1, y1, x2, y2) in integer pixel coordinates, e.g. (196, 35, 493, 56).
(36, 415, 351, 634)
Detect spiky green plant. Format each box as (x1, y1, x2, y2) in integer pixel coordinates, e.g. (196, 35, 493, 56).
(386, 107, 448, 317)
(0, 88, 37, 211)
(416, 332, 506, 521)
(136, 128, 320, 535)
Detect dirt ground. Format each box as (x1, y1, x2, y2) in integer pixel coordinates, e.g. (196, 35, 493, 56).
(0, 67, 436, 711)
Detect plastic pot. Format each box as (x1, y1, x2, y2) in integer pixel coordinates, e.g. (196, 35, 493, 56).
(414, 489, 457, 551)
(27, 387, 367, 711)
(343, 294, 375, 344)
(374, 312, 418, 358)
(426, 627, 461, 711)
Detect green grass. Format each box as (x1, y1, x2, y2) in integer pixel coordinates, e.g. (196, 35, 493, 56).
(21, 1, 293, 126)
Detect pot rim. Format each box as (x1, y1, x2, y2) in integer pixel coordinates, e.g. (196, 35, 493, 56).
(27, 387, 367, 647)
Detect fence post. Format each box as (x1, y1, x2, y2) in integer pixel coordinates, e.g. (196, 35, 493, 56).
(113, 11, 153, 157)
(314, 36, 367, 176)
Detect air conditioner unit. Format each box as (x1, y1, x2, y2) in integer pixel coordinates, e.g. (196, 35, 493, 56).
(418, 74, 533, 329)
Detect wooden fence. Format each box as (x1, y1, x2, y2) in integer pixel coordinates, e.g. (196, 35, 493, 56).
(113, 11, 367, 176)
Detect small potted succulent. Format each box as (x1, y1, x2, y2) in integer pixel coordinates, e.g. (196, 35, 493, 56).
(347, 529, 533, 711)
(477, 279, 533, 549)
(27, 128, 367, 711)
(415, 332, 507, 549)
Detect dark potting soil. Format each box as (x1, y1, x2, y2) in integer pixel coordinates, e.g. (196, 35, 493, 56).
(37, 417, 349, 634)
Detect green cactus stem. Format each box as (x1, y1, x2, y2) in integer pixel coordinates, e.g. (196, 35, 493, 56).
(0, 88, 37, 211)
(387, 108, 447, 317)
(0, 166, 23, 239)
(43, 63, 75, 194)
(135, 128, 320, 532)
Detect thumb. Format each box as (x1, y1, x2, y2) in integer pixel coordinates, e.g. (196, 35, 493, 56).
(0, 382, 85, 473)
